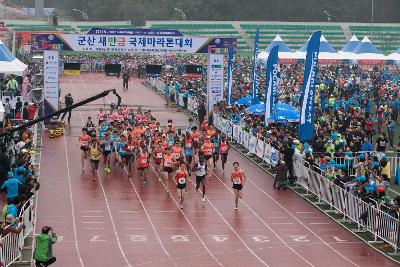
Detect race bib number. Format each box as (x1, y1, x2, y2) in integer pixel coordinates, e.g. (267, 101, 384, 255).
(186, 143, 192, 148)
(165, 160, 172, 167)
(142, 158, 148, 163)
(380, 141, 385, 146)
(233, 178, 241, 185)
(157, 153, 163, 159)
(81, 141, 88, 146)
(173, 153, 180, 159)
(178, 178, 186, 184)
(128, 146, 134, 150)
(105, 145, 111, 151)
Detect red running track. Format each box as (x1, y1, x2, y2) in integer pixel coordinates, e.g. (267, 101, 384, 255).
(35, 73, 399, 267)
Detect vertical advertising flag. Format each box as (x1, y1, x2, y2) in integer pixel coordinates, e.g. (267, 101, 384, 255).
(298, 31, 322, 142)
(207, 53, 225, 115)
(264, 45, 279, 124)
(251, 28, 260, 99)
(227, 45, 234, 106)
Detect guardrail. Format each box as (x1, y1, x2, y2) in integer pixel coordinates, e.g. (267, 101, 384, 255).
(147, 77, 400, 254)
(0, 196, 35, 267)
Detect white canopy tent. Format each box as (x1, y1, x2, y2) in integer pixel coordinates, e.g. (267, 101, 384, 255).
(0, 40, 27, 76)
(258, 34, 297, 60)
(349, 36, 387, 60)
(294, 35, 340, 60)
(388, 48, 400, 61)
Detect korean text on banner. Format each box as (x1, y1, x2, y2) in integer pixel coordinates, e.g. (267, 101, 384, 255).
(207, 53, 224, 115)
(227, 45, 234, 106)
(251, 28, 260, 99)
(43, 50, 59, 118)
(298, 31, 321, 142)
(264, 45, 279, 124)
(30, 34, 237, 54)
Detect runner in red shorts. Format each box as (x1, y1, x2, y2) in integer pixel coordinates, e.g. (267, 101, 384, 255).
(79, 128, 91, 173)
(174, 162, 188, 209)
(231, 162, 246, 210)
(137, 146, 150, 186)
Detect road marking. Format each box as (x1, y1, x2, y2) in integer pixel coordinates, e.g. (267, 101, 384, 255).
(295, 212, 316, 214)
(63, 135, 85, 267)
(90, 235, 106, 242)
(82, 222, 105, 224)
(290, 235, 310, 242)
(148, 165, 223, 266)
(272, 222, 294, 225)
(268, 217, 288, 219)
(209, 235, 229, 242)
(163, 228, 185, 230)
(123, 228, 146, 230)
(332, 236, 347, 242)
(73, 78, 132, 267)
(251, 235, 270, 243)
(84, 228, 106, 230)
(210, 172, 315, 267)
(80, 211, 103, 213)
(243, 175, 360, 267)
(309, 223, 330, 225)
(82, 215, 104, 218)
(127, 177, 174, 263)
(126, 234, 148, 242)
(117, 210, 139, 213)
(170, 235, 190, 242)
(152, 210, 174, 213)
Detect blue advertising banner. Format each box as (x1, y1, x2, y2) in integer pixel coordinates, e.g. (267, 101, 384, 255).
(264, 45, 279, 124)
(251, 28, 260, 99)
(299, 31, 322, 142)
(30, 33, 237, 54)
(87, 28, 183, 36)
(227, 45, 234, 106)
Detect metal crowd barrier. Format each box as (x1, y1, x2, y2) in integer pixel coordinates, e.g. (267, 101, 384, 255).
(294, 157, 400, 252)
(0, 196, 35, 267)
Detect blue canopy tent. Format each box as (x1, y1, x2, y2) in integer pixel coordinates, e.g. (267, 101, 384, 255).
(244, 102, 300, 122)
(265, 34, 292, 53)
(340, 34, 360, 52)
(234, 96, 253, 106)
(299, 34, 336, 53)
(351, 36, 386, 60)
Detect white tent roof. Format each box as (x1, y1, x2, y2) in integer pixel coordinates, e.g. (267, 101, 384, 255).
(0, 40, 27, 76)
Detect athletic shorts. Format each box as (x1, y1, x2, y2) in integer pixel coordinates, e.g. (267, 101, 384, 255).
(137, 166, 148, 170)
(119, 154, 126, 159)
(196, 175, 206, 184)
(232, 184, 243, 190)
(154, 158, 162, 164)
(91, 159, 100, 166)
(163, 167, 174, 173)
(220, 153, 228, 162)
(103, 151, 111, 156)
(177, 183, 186, 189)
(125, 154, 134, 161)
(204, 155, 212, 160)
(185, 155, 193, 164)
(80, 146, 89, 152)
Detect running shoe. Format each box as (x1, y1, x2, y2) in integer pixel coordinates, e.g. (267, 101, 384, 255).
(180, 205, 183, 209)
(166, 188, 170, 193)
(92, 177, 96, 181)
(202, 197, 206, 202)
(158, 177, 161, 181)
(107, 167, 111, 173)
(82, 168, 85, 173)
(234, 205, 238, 210)
(103, 166, 107, 172)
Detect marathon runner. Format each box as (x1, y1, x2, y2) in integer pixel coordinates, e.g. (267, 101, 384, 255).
(162, 147, 174, 193)
(137, 146, 150, 186)
(231, 162, 246, 210)
(192, 156, 207, 202)
(220, 136, 230, 170)
(174, 162, 188, 209)
(79, 128, 91, 173)
(89, 140, 102, 181)
(124, 134, 136, 177)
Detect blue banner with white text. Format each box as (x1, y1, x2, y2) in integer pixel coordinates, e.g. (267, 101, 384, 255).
(299, 31, 322, 142)
(251, 28, 259, 99)
(264, 45, 279, 124)
(227, 45, 234, 106)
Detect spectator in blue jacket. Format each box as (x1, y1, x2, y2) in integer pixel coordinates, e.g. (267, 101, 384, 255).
(1, 172, 22, 202)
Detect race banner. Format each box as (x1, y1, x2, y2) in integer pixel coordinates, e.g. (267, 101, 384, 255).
(251, 28, 260, 99)
(299, 31, 321, 142)
(227, 45, 234, 106)
(207, 53, 224, 114)
(256, 139, 265, 158)
(87, 28, 183, 36)
(249, 135, 257, 154)
(43, 50, 59, 120)
(30, 33, 237, 54)
(264, 45, 279, 123)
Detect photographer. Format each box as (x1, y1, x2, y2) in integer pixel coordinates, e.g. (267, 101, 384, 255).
(34, 226, 57, 267)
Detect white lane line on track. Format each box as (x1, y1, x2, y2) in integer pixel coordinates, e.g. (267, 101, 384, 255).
(82, 222, 105, 224)
(208, 172, 315, 267)
(127, 176, 176, 265)
(148, 165, 224, 267)
(183, 172, 270, 266)
(82, 215, 104, 218)
(84, 228, 106, 230)
(80, 211, 104, 213)
(74, 76, 132, 267)
(237, 174, 360, 267)
(63, 135, 85, 267)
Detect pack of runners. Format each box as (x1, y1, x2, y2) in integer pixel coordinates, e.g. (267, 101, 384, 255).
(78, 107, 246, 210)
